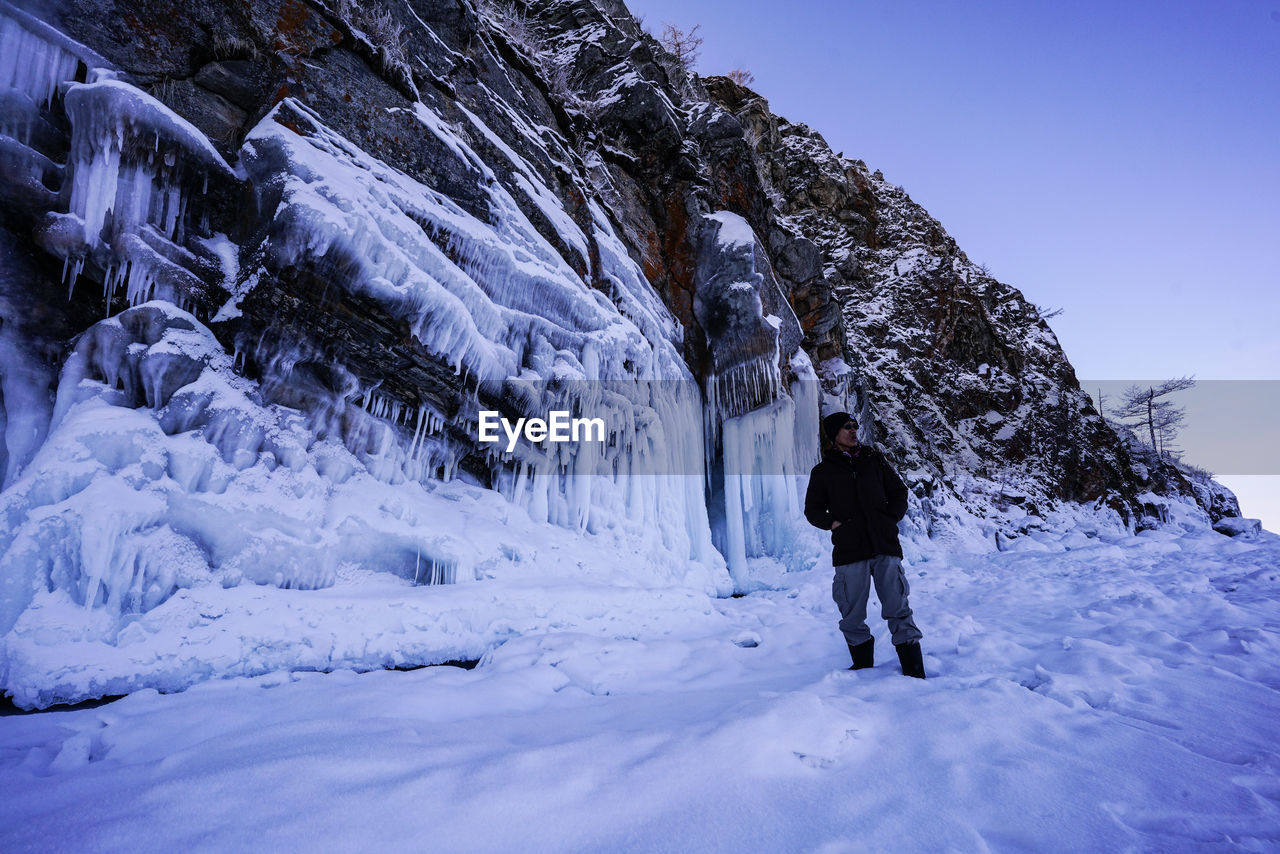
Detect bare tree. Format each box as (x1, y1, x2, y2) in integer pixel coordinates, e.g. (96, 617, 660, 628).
(727, 68, 754, 86)
(660, 22, 703, 70)
(1113, 377, 1195, 458)
(1151, 401, 1187, 458)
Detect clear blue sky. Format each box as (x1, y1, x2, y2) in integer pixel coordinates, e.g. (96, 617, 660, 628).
(628, 0, 1280, 527)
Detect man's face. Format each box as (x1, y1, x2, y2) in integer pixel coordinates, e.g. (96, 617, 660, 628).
(834, 420, 859, 451)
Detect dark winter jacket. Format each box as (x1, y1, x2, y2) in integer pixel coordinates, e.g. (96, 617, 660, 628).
(804, 447, 909, 565)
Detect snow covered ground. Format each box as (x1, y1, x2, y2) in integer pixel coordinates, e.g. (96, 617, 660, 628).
(2, 521, 1278, 852)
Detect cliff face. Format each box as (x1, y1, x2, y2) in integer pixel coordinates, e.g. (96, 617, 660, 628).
(0, 0, 1230, 704)
(705, 79, 1141, 522)
(704, 79, 1243, 534)
(502, 4, 1186, 533)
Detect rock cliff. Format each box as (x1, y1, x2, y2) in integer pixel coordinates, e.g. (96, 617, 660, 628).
(0, 0, 1237, 704)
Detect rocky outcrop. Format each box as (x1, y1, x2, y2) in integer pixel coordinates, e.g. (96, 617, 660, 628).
(698, 77, 1158, 527)
(2, 0, 1250, 708)
(1, 0, 1224, 551)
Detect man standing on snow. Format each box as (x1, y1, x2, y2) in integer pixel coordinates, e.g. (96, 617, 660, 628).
(804, 412, 926, 678)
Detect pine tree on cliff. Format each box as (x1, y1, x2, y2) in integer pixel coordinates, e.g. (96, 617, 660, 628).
(1114, 377, 1195, 459)
(660, 22, 703, 71)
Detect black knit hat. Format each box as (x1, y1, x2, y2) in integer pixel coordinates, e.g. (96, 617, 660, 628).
(823, 411, 856, 441)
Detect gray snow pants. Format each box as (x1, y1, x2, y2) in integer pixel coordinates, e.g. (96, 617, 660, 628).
(832, 555, 923, 647)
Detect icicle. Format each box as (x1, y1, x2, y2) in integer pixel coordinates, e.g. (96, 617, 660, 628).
(62, 255, 85, 298)
(70, 140, 122, 242)
(0, 10, 82, 109)
(163, 182, 181, 238)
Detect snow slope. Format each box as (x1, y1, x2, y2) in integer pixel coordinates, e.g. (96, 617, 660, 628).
(3, 521, 1277, 852)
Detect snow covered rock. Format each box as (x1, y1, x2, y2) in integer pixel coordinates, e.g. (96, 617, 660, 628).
(701, 74, 1183, 535)
(1212, 516, 1261, 538)
(0, 0, 1243, 705)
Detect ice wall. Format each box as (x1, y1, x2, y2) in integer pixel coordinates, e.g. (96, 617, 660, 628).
(696, 212, 820, 583)
(0, 16, 734, 664)
(0, 4, 851, 705)
(239, 98, 720, 569)
(0, 5, 108, 492)
(0, 297, 731, 646)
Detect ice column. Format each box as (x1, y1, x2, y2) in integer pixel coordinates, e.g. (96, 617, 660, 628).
(0, 9, 82, 109)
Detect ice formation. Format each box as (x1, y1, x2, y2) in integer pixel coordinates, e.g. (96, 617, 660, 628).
(239, 98, 722, 564)
(0, 3, 90, 110)
(31, 73, 239, 316)
(695, 212, 821, 581)
(0, 5, 835, 706)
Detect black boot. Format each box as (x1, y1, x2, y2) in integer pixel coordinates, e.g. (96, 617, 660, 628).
(847, 638, 874, 670)
(896, 641, 926, 679)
